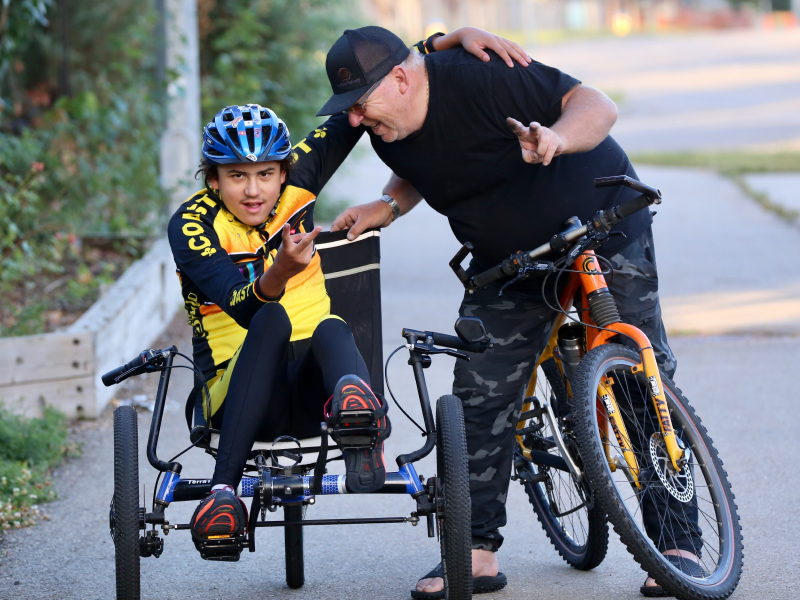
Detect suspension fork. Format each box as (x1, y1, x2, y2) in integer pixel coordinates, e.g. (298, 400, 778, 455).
(575, 251, 684, 473)
(597, 376, 640, 488)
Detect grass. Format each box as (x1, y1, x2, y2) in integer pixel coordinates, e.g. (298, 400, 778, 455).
(0, 406, 79, 536)
(630, 149, 800, 225)
(629, 149, 800, 177)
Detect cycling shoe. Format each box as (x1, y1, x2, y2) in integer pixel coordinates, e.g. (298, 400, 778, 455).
(326, 375, 390, 493)
(190, 486, 248, 561)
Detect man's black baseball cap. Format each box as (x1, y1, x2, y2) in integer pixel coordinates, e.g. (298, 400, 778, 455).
(316, 26, 410, 117)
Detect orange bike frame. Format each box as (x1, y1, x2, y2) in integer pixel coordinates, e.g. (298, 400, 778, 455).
(519, 250, 683, 475)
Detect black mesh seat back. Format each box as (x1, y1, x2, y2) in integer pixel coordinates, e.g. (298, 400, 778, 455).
(316, 229, 383, 395)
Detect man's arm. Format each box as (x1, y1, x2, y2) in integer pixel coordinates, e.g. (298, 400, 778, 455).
(330, 174, 423, 240)
(506, 84, 618, 166)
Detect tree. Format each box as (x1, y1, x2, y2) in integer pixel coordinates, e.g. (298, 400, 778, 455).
(198, 0, 364, 138)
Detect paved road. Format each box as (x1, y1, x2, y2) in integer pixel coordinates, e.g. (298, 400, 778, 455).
(531, 28, 800, 153)
(2, 193, 798, 598)
(2, 29, 799, 600)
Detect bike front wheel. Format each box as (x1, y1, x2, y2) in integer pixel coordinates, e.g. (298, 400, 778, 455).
(573, 344, 743, 600)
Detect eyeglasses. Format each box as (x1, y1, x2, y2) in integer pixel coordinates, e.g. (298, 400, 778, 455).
(346, 77, 384, 115)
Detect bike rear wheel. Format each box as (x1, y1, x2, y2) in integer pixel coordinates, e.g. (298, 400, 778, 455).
(518, 358, 608, 570)
(112, 406, 141, 600)
(436, 395, 472, 600)
(573, 344, 743, 600)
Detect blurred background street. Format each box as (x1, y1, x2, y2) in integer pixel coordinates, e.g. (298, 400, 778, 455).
(1, 1, 799, 598)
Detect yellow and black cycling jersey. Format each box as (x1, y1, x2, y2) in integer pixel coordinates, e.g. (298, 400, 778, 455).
(167, 113, 363, 380)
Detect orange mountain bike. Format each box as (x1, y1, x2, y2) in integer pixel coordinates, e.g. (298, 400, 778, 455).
(449, 176, 743, 600)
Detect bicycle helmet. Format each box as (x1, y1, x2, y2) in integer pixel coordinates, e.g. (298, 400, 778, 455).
(202, 104, 291, 165)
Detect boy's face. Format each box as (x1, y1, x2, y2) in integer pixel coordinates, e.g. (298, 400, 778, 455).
(208, 161, 286, 227)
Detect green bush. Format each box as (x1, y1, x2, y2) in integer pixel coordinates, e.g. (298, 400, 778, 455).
(0, 406, 76, 532)
(0, 1, 167, 334)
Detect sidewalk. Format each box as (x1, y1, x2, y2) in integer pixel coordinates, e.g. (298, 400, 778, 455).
(638, 165, 800, 335)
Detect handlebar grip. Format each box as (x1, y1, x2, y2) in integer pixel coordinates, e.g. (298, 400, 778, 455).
(471, 265, 506, 289)
(616, 194, 654, 219)
(430, 332, 484, 353)
(101, 350, 151, 387)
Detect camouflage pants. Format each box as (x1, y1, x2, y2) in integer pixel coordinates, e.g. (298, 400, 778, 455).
(453, 227, 678, 551)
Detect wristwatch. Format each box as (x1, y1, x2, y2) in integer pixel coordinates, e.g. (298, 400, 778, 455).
(379, 194, 401, 221)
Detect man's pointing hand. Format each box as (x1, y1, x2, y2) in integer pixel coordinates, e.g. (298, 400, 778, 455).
(506, 117, 564, 167)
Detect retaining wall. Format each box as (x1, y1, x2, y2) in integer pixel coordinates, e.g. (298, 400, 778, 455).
(0, 238, 182, 418)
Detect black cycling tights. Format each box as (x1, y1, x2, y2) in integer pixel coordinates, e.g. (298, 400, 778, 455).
(211, 302, 370, 489)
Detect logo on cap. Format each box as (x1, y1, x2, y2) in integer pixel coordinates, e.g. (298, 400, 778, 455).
(246, 153, 257, 162)
(338, 68, 351, 82)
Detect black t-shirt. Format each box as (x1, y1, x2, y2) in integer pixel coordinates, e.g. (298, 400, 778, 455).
(367, 49, 651, 272)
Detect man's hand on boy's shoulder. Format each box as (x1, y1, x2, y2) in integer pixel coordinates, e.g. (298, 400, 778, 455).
(258, 224, 322, 298)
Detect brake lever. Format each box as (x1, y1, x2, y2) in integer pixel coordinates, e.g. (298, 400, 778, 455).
(498, 261, 555, 297)
(411, 342, 470, 361)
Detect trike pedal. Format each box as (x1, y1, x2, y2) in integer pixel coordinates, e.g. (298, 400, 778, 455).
(327, 409, 381, 449)
(195, 534, 247, 562)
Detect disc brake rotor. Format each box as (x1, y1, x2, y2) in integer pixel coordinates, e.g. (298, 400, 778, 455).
(649, 433, 694, 503)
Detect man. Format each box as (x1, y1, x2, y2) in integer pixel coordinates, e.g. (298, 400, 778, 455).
(320, 26, 698, 598)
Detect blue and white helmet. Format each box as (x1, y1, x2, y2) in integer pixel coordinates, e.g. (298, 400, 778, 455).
(202, 104, 291, 165)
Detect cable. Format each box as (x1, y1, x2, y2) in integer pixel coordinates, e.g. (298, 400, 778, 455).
(384, 345, 426, 434)
(540, 252, 641, 348)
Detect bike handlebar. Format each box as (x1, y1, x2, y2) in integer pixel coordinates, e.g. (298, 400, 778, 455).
(594, 175, 662, 200)
(457, 176, 663, 290)
(471, 265, 509, 289)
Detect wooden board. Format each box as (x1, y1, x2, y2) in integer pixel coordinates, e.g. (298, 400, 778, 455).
(0, 332, 94, 387)
(0, 238, 182, 419)
(0, 375, 97, 419)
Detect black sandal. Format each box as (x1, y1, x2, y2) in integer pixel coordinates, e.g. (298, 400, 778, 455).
(411, 563, 507, 599)
(639, 554, 710, 597)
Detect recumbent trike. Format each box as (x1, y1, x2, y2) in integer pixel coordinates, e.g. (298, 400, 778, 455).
(105, 229, 492, 600)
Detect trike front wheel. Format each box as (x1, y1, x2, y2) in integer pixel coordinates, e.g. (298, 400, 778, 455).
(435, 394, 472, 600)
(573, 344, 743, 600)
(112, 406, 141, 600)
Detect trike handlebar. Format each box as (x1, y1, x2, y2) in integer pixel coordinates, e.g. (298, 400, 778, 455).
(102, 347, 174, 386)
(430, 331, 485, 354)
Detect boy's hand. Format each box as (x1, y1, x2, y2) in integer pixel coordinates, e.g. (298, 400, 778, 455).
(274, 224, 322, 278)
(432, 27, 531, 68)
(259, 224, 322, 297)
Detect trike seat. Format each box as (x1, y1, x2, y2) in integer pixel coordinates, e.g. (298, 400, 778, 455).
(186, 229, 385, 458)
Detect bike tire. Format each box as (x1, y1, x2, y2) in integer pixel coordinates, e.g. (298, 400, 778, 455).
(435, 395, 473, 600)
(520, 359, 608, 570)
(284, 504, 305, 589)
(573, 344, 743, 600)
(112, 406, 141, 600)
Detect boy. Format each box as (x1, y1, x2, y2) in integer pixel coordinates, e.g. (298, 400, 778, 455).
(168, 104, 387, 552)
